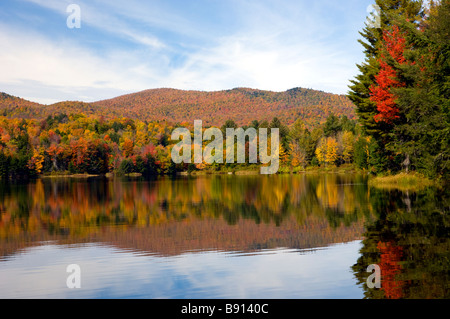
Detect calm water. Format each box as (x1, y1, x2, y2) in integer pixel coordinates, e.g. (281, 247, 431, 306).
(0, 174, 448, 299)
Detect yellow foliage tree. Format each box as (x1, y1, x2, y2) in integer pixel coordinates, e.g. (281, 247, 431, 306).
(135, 121, 149, 148)
(279, 144, 289, 164)
(342, 131, 354, 163)
(289, 141, 307, 168)
(315, 138, 326, 165)
(121, 138, 134, 157)
(28, 148, 45, 174)
(325, 137, 338, 165)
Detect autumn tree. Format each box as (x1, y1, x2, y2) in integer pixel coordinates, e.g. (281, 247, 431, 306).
(289, 140, 307, 168)
(340, 131, 355, 164)
(325, 137, 339, 165)
(28, 148, 44, 174)
(348, 0, 423, 138)
(288, 119, 317, 164)
(348, 0, 425, 174)
(315, 138, 326, 166)
(121, 138, 134, 158)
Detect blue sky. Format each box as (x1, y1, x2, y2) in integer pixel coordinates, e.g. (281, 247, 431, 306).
(0, 0, 375, 104)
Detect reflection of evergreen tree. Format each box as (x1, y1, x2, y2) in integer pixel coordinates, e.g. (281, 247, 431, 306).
(352, 187, 450, 299)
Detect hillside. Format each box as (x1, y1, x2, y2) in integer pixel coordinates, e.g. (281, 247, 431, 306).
(0, 87, 356, 128)
(0, 92, 43, 118)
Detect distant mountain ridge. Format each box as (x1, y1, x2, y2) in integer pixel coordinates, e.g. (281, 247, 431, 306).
(0, 87, 355, 128)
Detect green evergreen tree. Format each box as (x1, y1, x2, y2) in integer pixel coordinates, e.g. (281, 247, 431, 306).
(288, 119, 317, 163)
(0, 152, 10, 178)
(323, 114, 342, 137)
(354, 137, 369, 170)
(221, 119, 238, 135)
(389, 0, 450, 178)
(348, 0, 424, 171)
(269, 117, 289, 149)
(340, 115, 356, 133)
(348, 0, 423, 138)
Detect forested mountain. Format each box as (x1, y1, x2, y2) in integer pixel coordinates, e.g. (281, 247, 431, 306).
(0, 87, 355, 128)
(0, 92, 42, 118)
(93, 87, 355, 127)
(0, 93, 98, 120)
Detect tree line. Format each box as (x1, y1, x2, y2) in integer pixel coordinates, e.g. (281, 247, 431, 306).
(348, 0, 449, 180)
(0, 111, 384, 179)
(1, 1, 447, 180)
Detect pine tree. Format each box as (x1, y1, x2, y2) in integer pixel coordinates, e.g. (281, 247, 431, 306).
(0, 152, 10, 178)
(288, 119, 317, 163)
(348, 0, 424, 170)
(348, 0, 423, 133)
(323, 114, 342, 137)
(389, 0, 450, 177)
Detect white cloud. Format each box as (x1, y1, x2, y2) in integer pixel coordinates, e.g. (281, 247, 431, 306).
(0, 22, 169, 102)
(0, 241, 363, 298)
(1, 0, 368, 103)
(161, 30, 356, 94)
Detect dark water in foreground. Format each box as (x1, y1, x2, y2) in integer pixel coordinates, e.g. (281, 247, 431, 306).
(0, 174, 448, 299)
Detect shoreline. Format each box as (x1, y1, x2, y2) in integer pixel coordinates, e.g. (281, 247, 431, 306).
(35, 168, 445, 192)
(40, 173, 102, 178)
(37, 164, 363, 178)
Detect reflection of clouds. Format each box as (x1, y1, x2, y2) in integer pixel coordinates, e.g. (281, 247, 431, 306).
(0, 241, 363, 299)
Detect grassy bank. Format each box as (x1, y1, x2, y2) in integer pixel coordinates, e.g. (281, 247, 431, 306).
(282, 164, 360, 174)
(184, 163, 361, 176)
(368, 172, 438, 191)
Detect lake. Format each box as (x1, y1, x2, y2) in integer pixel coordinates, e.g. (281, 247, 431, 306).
(0, 173, 448, 299)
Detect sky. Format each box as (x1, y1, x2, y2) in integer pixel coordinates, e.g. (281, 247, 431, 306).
(0, 0, 375, 104)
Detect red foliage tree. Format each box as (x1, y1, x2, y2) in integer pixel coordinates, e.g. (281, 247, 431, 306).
(370, 25, 408, 124)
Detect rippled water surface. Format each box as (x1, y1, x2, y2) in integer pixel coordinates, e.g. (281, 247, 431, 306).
(0, 174, 448, 298)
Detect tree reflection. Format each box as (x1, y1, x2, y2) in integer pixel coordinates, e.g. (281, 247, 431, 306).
(352, 186, 450, 299)
(0, 174, 371, 255)
(1, 174, 448, 295)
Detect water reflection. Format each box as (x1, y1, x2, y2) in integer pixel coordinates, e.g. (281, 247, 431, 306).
(0, 174, 371, 257)
(352, 187, 450, 299)
(0, 240, 364, 299)
(0, 174, 448, 298)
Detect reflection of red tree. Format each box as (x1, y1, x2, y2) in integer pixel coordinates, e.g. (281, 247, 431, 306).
(378, 241, 404, 299)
